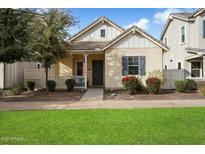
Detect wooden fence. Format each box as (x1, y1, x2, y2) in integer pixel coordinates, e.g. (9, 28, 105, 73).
(163, 69, 185, 89)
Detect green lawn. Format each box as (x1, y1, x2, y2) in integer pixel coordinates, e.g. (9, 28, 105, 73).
(1, 108, 205, 144)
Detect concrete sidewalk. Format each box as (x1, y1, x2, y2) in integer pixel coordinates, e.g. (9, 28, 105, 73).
(80, 88, 104, 102)
(1, 99, 205, 111)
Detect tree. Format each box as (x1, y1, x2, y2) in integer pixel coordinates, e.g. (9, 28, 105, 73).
(29, 9, 76, 91)
(0, 9, 35, 63)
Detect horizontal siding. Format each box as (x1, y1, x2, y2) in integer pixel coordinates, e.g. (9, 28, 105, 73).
(73, 22, 121, 42)
(112, 33, 158, 48)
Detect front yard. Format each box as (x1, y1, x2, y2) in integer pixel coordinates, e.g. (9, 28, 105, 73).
(0, 89, 85, 102)
(1, 108, 205, 144)
(104, 89, 205, 100)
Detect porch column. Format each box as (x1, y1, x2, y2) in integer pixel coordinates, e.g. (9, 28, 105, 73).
(84, 53, 88, 89)
(203, 56, 205, 80)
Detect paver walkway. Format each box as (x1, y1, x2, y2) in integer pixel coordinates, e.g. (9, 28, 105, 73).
(80, 88, 104, 102)
(1, 99, 205, 111)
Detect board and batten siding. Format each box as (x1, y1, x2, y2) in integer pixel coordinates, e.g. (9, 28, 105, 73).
(104, 32, 163, 89)
(73, 22, 122, 42)
(111, 33, 158, 48)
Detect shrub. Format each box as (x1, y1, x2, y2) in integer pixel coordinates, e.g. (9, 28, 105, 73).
(146, 77, 161, 94)
(185, 79, 197, 91)
(47, 80, 57, 92)
(199, 86, 205, 96)
(122, 76, 140, 95)
(26, 81, 35, 91)
(65, 78, 75, 92)
(148, 69, 165, 87)
(175, 80, 187, 92)
(11, 84, 21, 95)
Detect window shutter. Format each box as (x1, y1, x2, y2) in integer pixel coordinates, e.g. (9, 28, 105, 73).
(122, 56, 128, 76)
(203, 20, 205, 38)
(139, 56, 146, 76)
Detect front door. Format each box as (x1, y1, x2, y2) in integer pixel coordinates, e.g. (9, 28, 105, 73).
(92, 60, 103, 86)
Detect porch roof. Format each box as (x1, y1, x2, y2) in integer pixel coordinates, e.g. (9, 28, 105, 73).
(185, 54, 203, 61)
(69, 41, 109, 51)
(185, 47, 205, 54)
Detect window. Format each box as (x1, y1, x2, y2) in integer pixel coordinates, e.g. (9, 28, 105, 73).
(191, 61, 202, 78)
(122, 56, 146, 76)
(128, 57, 139, 75)
(180, 26, 185, 43)
(101, 29, 105, 37)
(165, 65, 167, 70)
(76, 61, 83, 76)
(203, 20, 205, 38)
(164, 37, 168, 46)
(178, 62, 181, 69)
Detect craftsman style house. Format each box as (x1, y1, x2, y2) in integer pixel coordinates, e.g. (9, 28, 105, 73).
(53, 16, 168, 89)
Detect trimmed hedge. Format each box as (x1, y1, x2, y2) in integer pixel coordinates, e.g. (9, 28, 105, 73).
(175, 79, 198, 93)
(65, 78, 75, 92)
(186, 79, 197, 91)
(145, 77, 161, 94)
(175, 80, 187, 92)
(47, 80, 57, 92)
(26, 81, 35, 91)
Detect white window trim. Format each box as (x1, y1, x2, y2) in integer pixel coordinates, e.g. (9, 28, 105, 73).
(75, 60, 84, 76)
(100, 29, 105, 38)
(127, 56, 140, 75)
(180, 25, 186, 45)
(189, 60, 203, 79)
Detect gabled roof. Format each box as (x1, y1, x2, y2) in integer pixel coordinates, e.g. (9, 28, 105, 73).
(160, 8, 205, 39)
(190, 8, 205, 17)
(102, 26, 168, 51)
(68, 16, 124, 42)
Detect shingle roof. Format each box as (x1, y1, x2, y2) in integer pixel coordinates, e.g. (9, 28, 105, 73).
(185, 47, 205, 53)
(102, 26, 168, 51)
(69, 41, 109, 50)
(170, 12, 193, 19)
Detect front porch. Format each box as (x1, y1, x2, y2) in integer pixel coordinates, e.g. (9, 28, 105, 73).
(24, 52, 105, 89)
(185, 53, 205, 82)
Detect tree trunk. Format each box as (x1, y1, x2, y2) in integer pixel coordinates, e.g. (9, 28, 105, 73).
(45, 67, 49, 92)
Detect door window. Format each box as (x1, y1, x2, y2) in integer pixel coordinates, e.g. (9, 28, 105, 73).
(76, 61, 83, 76)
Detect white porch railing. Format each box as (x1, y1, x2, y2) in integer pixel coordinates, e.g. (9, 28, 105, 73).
(24, 69, 85, 89)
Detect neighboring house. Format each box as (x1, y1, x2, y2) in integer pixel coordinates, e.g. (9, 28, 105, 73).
(53, 16, 168, 89)
(161, 8, 205, 86)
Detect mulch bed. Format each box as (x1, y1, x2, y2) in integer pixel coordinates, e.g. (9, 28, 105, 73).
(0, 89, 85, 102)
(104, 89, 205, 100)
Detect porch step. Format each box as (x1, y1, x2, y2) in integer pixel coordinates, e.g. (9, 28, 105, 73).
(80, 88, 104, 102)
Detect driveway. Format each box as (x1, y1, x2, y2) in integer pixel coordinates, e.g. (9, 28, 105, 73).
(1, 99, 205, 111)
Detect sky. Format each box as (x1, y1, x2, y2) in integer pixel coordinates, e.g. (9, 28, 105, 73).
(68, 8, 196, 39)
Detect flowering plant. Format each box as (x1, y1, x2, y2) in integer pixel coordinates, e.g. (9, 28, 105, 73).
(145, 77, 161, 94)
(122, 76, 140, 95)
